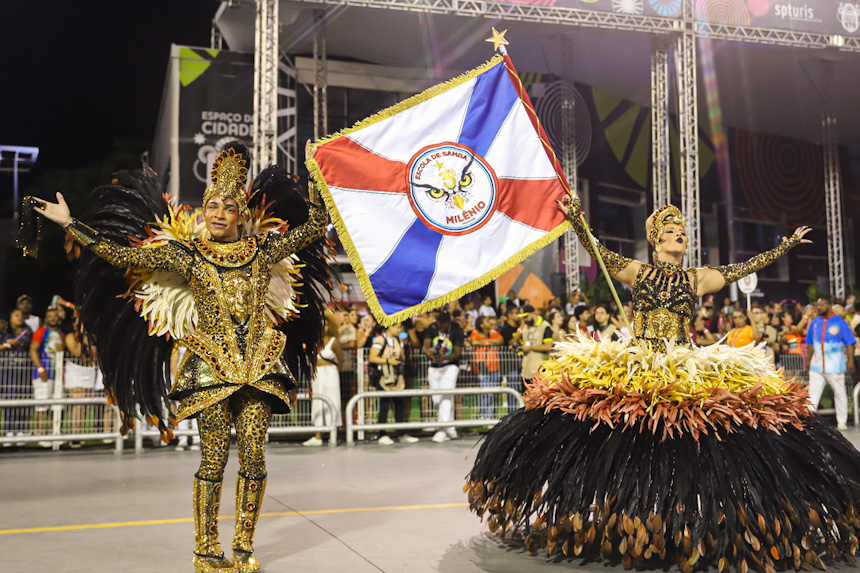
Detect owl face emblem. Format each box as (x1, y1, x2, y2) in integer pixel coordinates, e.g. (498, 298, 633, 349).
(407, 142, 497, 236)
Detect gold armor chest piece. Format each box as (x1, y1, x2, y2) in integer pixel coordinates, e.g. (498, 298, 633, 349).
(632, 262, 695, 349)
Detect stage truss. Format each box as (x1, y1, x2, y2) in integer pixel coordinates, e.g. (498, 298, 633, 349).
(249, 0, 853, 295)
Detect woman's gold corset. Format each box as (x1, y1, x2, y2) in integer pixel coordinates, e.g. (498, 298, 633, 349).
(631, 262, 696, 350)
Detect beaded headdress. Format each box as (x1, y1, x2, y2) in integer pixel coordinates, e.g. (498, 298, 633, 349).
(202, 148, 249, 213)
(646, 205, 685, 246)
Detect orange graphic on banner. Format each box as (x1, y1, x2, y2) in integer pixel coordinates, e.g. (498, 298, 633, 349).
(498, 264, 554, 310)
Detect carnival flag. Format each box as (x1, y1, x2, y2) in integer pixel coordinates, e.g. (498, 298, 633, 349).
(308, 53, 571, 326)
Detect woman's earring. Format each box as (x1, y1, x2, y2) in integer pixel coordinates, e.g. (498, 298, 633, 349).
(655, 245, 661, 253)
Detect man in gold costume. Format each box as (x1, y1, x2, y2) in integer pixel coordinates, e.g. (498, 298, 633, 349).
(33, 144, 328, 573)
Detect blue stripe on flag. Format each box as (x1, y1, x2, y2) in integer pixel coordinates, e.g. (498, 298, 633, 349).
(369, 219, 444, 315)
(457, 62, 518, 158)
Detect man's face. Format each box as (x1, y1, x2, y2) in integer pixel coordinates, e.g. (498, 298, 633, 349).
(204, 196, 243, 242)
(816, 298, 832, 316)
(488, 317, 499, 331)
(507, 310, 520, 325)
(732, 312, 747, 327)
(750, 308, 765, 324)
(45, 310, 60, 328)
(17, 299, 32, 314)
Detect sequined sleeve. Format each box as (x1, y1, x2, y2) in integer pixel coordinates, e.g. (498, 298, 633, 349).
(264, 202, 328, 263)
(712, 236, 801, 284)
(566, 197, 633, 275)
(65, 219, 194, 275)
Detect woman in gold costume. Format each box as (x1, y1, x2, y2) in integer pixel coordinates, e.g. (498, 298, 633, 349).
(467, 197, 860, 572)
(29, 141, 329, 573)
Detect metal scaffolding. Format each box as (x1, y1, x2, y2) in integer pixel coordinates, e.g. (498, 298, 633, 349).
(313, 10, 329, 140)
(247, 0, 854, 286)
(559, 35, 579, 296)
(650, 37, 671, 210)
(822, 61, 845, 299)
(252, 0, 279, 174)
(285, 0, 860, 53)
(277, 58, 299, 173)
(676, 2, 700, 268)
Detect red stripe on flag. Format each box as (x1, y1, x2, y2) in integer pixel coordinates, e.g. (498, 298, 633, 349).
(317, 137, 408, 193)
(496, 178, 567, 232)
(502, 55, 573, 195)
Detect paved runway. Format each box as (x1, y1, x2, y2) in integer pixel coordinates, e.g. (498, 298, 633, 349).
(3, 428, 860, 573)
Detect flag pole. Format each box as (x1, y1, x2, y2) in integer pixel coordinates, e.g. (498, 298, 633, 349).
(488, 28, 636, 341)
(575, 211, 636, 340)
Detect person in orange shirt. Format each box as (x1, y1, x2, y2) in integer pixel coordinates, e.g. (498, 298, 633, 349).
(726, 309, 760, 347)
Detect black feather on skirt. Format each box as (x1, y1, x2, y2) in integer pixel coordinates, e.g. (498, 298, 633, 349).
(467, 408, 860, 571)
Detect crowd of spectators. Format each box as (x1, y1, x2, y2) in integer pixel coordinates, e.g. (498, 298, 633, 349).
(316, 289, 860, 442)
(3, 287, 858, 449)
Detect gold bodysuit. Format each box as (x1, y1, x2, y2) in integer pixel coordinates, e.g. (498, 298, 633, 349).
(66, 204, 327, 419)
(565, 200, 800, 351)
(631, 262, 696, 350)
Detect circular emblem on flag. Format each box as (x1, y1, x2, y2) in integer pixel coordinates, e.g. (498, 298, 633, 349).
(829, 325, 841, 336)
(406, 142, 498, 236)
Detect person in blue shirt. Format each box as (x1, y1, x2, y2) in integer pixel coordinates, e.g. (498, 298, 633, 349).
(806, 295, 856, 430)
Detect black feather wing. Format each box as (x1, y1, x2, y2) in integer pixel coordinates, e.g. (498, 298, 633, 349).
(249, 166, 333, 386)
(74, 165, 174, 429)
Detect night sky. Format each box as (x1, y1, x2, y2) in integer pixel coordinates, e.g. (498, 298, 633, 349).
(2, 1, 216, 172)
(1, 1, 218, 312)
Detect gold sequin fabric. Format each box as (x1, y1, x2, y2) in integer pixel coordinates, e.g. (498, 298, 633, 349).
(68, 204, 327, 416)
(713, 236, 800, 284)
(567, 198, 633, 275)
(632, 262, 695, 351)
(197, 387, 273, 481)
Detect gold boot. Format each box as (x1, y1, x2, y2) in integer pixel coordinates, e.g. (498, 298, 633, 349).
(193, 475, 235, 573)
(232, 473, 266, 573)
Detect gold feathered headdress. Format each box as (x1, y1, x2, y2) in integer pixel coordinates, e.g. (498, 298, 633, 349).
(646, 205, 685, 246)
(202, 148, 249, 213)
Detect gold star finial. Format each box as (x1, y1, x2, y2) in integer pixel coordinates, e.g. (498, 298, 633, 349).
(485, 28, 509, 52)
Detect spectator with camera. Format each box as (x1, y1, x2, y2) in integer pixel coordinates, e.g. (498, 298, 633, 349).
(369, 322, 419, 445)
(423, 311, 464, 443)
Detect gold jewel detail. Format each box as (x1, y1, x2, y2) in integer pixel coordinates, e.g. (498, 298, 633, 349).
(203, 148, 250, 213)
(647, 204, 685, 246)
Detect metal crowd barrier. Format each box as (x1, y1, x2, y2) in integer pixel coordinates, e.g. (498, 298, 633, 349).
(132, 393, 340, 452)
(344, 387, 524, 446)
(0, 350, 340, 452)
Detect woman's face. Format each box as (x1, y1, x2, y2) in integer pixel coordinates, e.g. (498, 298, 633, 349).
(658, 223, 687, 254)
(694, 315, 704, 330)
(567, 316, 578, 331)
(386, 323, 403, 337)
(551, 312, 563, 327)
(579, 310, 591, 325)
(348, 310, 358, 325)
(9, 310, 24, 328)
(594, 307, 608, 325)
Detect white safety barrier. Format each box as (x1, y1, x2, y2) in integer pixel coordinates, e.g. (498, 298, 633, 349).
(133, 393, 340, 452)
(344, 387, 525, 446)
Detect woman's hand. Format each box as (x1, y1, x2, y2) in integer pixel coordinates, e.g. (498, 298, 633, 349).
(33, 193, 72, 227)
(555, 194, 577, 217)
(786, 226, 813, 244)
